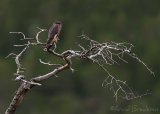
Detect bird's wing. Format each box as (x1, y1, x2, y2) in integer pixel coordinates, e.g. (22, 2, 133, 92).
(46, 24, 59, 45)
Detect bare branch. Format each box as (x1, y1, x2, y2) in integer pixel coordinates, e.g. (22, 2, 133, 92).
(6, 43, 29, 76)
(5, 29, 155, 114)
(5, 53, 16, 58)
(9, 32, 33, 40)
(36, 27, 47, 44)
(127, 52, 155, 76)
(32, 63, 69, 82)
(77, 34, 155, 101)
(39, 59, 62, 66)
(6, 28, 71, 114)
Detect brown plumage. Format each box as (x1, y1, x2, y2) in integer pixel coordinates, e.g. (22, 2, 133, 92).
(44, 21, 62, 50)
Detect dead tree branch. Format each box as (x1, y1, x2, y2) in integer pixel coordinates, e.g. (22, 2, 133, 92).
(5, 28, 154, 114)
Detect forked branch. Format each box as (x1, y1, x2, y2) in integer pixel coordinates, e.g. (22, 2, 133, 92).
(5, 28, 154, 114)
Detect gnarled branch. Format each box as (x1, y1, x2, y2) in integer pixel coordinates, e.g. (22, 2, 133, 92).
(5, 28, 154, 114)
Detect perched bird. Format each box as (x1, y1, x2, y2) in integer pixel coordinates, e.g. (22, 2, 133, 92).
(44, 21, 62, 51)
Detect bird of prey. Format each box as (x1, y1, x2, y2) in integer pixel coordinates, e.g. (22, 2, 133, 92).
(44, 21, 62, 51)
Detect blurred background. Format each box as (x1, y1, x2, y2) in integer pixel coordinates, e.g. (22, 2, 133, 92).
(0, 0, 160, 114)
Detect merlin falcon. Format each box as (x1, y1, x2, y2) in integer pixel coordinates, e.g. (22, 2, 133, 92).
(44, 21, 62, 51)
